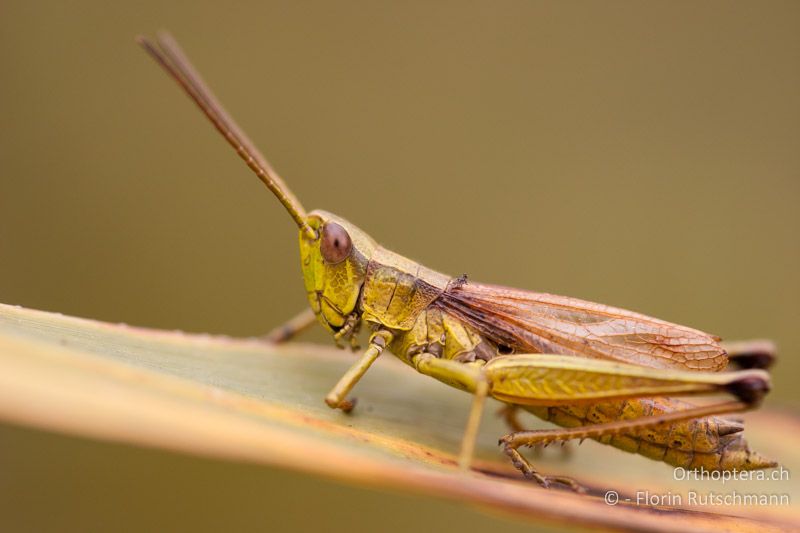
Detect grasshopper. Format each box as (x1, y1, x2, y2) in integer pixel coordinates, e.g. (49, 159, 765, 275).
(138, 32, 777, 491)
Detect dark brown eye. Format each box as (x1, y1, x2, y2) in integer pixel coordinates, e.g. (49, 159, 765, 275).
(320, 222, 352, 264)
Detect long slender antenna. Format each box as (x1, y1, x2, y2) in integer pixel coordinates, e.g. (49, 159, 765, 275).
(136, 31, 316, 239)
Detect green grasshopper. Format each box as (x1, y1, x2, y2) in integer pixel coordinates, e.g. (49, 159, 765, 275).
(138, 32, 777, 491)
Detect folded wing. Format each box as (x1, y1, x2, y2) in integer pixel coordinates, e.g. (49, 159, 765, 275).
(435, 282, 727, 371)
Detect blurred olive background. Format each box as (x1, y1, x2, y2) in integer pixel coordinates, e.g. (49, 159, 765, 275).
(1, 1, 798, 532)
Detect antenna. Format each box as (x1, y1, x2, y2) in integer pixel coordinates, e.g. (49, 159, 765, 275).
(137, 31, 316, 239)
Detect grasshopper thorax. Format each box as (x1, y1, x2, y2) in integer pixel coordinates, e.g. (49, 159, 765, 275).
(299, 210, 378, 332)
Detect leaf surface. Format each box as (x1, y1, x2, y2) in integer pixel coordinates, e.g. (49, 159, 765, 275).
(0, 303, 796, 532)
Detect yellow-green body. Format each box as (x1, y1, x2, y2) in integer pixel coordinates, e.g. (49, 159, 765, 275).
(299, 210, 771, 471)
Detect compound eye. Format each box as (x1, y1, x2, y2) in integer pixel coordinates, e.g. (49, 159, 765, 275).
(320, 222, 352, 264)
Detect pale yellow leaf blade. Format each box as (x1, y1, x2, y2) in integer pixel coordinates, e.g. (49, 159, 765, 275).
(0, 303, 796, 532)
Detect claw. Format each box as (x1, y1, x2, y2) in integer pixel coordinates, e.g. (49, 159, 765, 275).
(548, 476, 587, 494)
(527, 472, 550, 488)
(338, 397, 357, 413)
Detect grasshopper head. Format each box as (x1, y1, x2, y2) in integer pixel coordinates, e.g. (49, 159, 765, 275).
(299, 210, 377, 332)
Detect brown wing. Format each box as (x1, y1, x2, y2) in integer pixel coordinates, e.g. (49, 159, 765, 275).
(435, 282, 727, 371)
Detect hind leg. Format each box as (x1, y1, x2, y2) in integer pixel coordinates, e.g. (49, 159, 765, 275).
(498, 404, 574, 459)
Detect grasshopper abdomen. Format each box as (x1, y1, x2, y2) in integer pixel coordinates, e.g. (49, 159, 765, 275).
(526, 398, 775, 471)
